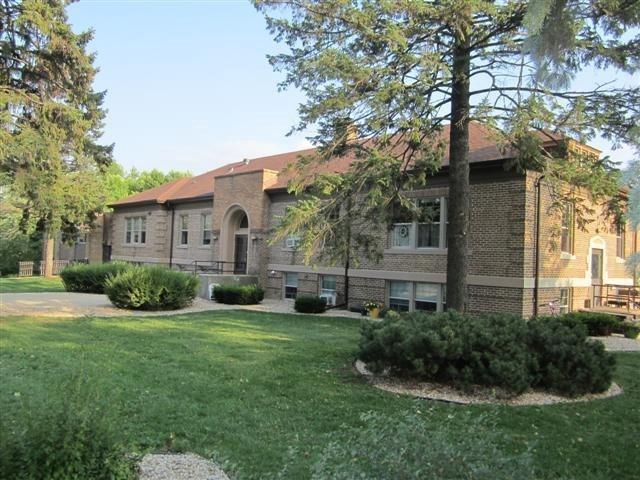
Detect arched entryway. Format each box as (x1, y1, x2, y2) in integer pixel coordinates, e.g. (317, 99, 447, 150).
(220, 206, 249, 274)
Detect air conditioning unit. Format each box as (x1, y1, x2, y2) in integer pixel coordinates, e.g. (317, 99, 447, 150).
(285, 236, 301, 249)
(320, 292, 337, 306)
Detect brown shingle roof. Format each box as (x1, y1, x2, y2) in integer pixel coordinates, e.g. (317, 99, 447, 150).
(109, 123, 566, 207)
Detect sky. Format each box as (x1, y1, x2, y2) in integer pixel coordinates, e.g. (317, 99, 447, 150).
(67, 0, 637, 176)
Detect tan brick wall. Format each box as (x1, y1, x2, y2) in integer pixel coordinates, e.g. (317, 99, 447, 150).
(109, 204, 171, 264)
(170, 200, 214, 267)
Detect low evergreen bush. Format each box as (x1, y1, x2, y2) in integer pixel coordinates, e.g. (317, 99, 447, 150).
(359, 311, 534, 394)
(0, 376, 136, 480)
(60, 262, 131, 294)
(359, 311, 615, 397)
(559, 311, 621, 336)
(294, 295, 327, 313)
(212, 284, 264, 305)
(105, 265, 198, 310)
(526, 318, 615, 396)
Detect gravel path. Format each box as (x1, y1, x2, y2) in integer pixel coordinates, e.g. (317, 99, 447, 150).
(355, 360, 623, 406)
(138, 453, 229, 480)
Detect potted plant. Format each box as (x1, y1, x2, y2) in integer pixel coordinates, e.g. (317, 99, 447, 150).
(364, 301, 381, 318)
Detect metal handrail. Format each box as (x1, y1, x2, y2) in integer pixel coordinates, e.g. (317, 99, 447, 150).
(192, 260, 247, 275)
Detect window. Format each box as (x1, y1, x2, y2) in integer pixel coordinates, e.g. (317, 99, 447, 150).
(560, 201, 574, 254)
(559, 288, 572, 314)
(391, 197, 447, 249)
(284, 273, 298, 299)
(125, 216, 146, 245)
(76, 234, 87, 244)
(616, 223, 625, 258)
(239, 214, 248, 229)
(201, 213, 212, 245)
(180, 215, 189, 245)
(389, 281, 411, 312)
(320, 275, 337, 296)
(415, 282, 439, 312)
(417, 199, 442, 248)
(388, 281, 446, 313)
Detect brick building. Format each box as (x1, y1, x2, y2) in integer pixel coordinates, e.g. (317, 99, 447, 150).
(93, 123, 636, 317)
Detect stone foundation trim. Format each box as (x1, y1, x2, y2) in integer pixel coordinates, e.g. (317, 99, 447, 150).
(111, 255, 170, 264)
(267, 264, 634, 289)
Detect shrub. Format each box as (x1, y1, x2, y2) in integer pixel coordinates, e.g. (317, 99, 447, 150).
(105, 265, 198, 310)
(212, 284, 264, 305)
(0, 376, 136, 480)
(526, 318, 615, 396)
(359, 311, 535, 394)
(60, 262, 131, 294)
(559, 311, 621, 336)
(284, 411, 536, 480)
(294, 295, 327, 314)
(623, 323, 640, 339)
(359, 311, 615, 396)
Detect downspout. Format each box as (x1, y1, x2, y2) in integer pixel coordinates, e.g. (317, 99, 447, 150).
(533, 175, 545, 317)
(168, 203, 175, 269)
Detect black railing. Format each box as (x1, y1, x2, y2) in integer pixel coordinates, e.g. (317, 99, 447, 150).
(192, 261, 247, 275)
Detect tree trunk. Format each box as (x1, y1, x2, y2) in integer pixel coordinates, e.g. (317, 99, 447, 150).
(446, 20, 472, 313)
(41, 225, 55, 277)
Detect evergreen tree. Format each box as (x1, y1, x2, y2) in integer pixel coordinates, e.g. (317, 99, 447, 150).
(0, 0, 112, 276)
(255, 0, 639, 311)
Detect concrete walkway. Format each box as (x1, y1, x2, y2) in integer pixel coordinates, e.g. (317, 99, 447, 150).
(0, 292, 362, 319)
(591, 335, 640, 352)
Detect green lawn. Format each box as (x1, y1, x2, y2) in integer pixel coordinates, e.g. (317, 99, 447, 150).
(0, 276, 65, 293)
(1, 311, 638, 479)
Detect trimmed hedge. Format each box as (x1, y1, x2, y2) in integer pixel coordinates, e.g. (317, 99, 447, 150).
(104, 266, 198, 310)
(294, 295, 327, 314)
(557, 311, 622, 336)
(359, 311, 615, 396)
(624, 323, 640, 339)
(212, 284, 264, 305)
(60, 262, 131, 294)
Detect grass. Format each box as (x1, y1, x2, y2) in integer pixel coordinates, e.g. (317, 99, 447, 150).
(0, 276, 65, 293)
(1, 311, 638, 479)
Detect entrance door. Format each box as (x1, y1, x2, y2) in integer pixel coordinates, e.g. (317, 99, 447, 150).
(234, 234, 248, 274)
(591, 248, 603, 306)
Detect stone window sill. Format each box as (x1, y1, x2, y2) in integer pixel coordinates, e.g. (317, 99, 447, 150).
(616, 257, 626, 264)
(384, 248, 448, 255)
(560, 252, 576, 260)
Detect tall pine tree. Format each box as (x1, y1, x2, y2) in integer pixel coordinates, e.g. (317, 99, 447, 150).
(1, 0, 112, 276)
(255, 0, 639, 312)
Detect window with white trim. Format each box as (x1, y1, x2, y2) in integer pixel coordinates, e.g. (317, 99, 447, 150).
(389, 281, 411, 312)
(179, 215, 189, 245)
(616, 223, 625, 258)
(201, 213, 212, 245)
(388, 281, 446, 313)
(391, 197, 447, 249)
(559, 288, 572, 314)
(560, 201, 574, 254)
(320, 275, 337, 296)
(125, 216, 146, 245)
(284, 272, 298, 299)
(415, 282, 440, 312)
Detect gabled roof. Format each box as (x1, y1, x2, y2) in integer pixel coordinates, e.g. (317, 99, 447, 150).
(109, 123, 567, 207)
